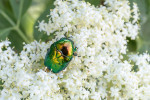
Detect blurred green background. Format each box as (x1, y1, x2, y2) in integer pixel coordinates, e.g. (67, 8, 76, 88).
(0, 0, 150, 53)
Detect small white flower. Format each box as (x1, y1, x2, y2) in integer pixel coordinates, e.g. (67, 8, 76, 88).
(0, 0, 149, 100)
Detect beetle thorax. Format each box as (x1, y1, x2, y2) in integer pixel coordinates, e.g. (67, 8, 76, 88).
(61, 46, 68, 56)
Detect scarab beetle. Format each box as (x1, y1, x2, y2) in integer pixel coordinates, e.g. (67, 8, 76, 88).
(44, 38, 77, 73)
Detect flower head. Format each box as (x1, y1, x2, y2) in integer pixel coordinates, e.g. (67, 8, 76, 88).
(0, 0, 149, 100)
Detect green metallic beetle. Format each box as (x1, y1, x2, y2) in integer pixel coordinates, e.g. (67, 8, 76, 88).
(44, 38, 77, 73)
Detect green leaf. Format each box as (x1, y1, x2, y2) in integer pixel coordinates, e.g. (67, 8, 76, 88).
(0, 0, 12, 11)
(138, 17, 150, 53)
(20, 13, 34, 40)
(33, 0, 55, 41)
(0, 28, 12, 40)
(9, 0, 32, 19)
(129, 0, 150, 53)
(138, 40, 150, 53)
(141, 17, 150, 41)
(127, 38, 137, 52)
(0, 0, 32, 51)
(8, 30, 24, 52)
(85, 0, 102, 6)
(129, 0, 147, 24)
(0, 11, 12, 29)
(0, 0, 15, 28)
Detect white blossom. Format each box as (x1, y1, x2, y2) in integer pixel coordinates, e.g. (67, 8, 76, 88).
(0, 0, 149, 100)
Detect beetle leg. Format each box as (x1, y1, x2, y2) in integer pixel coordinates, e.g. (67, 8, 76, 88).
(74, 47, 77, 51)
(73, 52, 77, 56)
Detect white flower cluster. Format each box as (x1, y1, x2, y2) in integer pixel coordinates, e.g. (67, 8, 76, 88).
(0, 0, 149, 99)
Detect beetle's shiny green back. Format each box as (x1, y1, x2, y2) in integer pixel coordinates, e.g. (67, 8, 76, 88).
(44, 38, 76, 73)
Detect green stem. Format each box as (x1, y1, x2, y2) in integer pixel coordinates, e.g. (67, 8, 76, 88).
(0, 10, 15, 26)
(15, 27, 30, 43)
(17, 0, 24, 27)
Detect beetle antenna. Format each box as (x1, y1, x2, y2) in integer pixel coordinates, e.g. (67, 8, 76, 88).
(73, 52, 81, 57)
